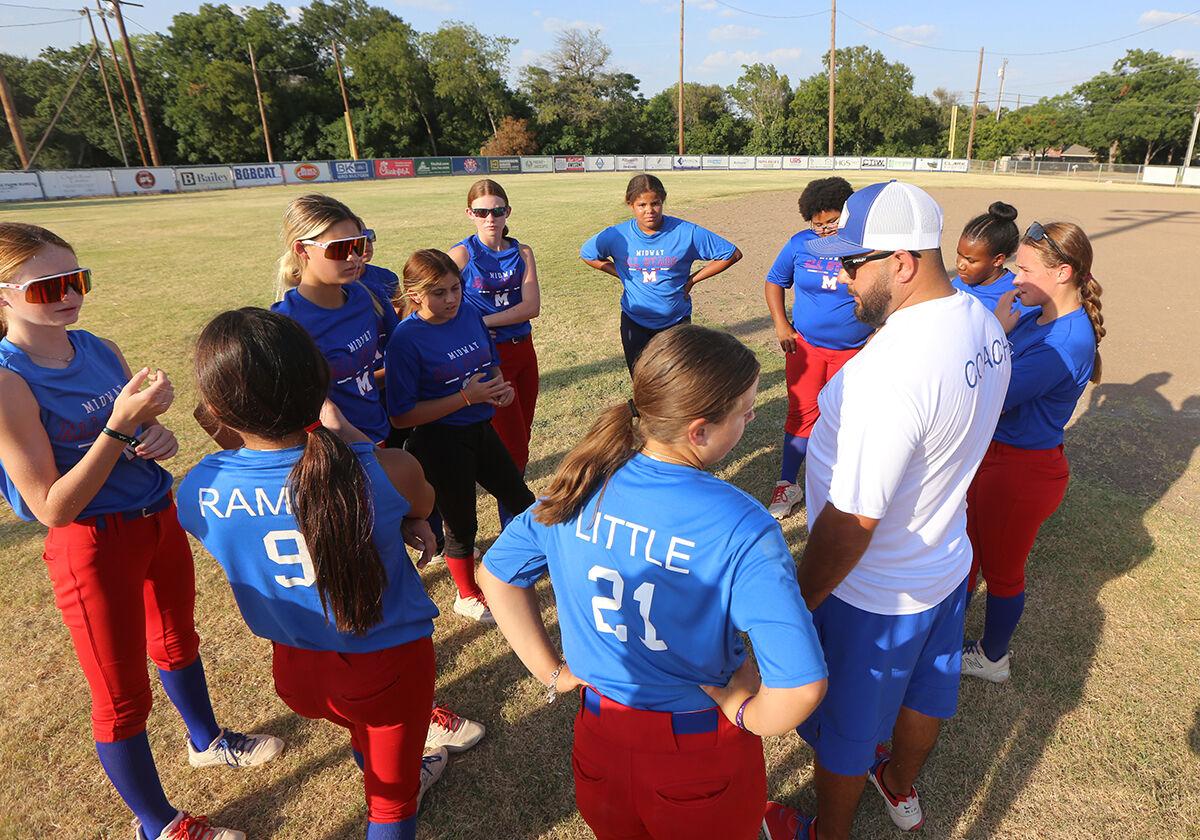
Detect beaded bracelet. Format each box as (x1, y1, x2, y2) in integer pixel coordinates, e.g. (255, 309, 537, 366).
(735, 696, 753, 731)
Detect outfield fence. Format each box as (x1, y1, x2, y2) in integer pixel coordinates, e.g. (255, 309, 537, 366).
(2, 154, 1196, 203)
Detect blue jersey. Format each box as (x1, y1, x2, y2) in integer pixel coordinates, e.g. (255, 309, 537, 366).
(456, 235, 531, 343)
(177, 442, 438, 653)
(765, 230, 872, 350)
(0, 331, 172, 522)
(580, 217, 737, 330)
(384, 302, 499, 426)
(951, 271, 1036, 317)
(358, 263, 400, 311)
(994, 308, 1095, 449)
(271, 283, 397, 444)
(484, 454, 827, 713)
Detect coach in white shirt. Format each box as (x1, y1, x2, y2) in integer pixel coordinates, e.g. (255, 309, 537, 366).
(762, 182, 1011, 840)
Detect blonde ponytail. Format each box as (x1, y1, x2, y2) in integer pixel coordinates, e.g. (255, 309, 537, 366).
(276, 194, 359, 299)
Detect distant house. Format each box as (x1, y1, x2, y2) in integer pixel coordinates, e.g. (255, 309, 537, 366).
(1010, 144, 1099, 162)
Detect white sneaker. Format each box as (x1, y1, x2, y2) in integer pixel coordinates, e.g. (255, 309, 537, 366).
(134, 811, 245, 840)
(961, 640, 1011, 683)
(426, 703, 486, 752)
(868, 748, 925, 831)
(188, 728, 285, 768)
(418, 746, 449, 808)
(453, 594, 495, 624)
(767, 481, 804, 520)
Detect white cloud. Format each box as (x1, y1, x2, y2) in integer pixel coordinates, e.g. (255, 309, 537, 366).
(285, 5, 303, 23)
(542, 16, 605, 33)
(1170, 48, 1200, 61)
(394, 0, 455, 11)
(708, 23, 764, 42)
(1138, 9, 1200, 25)
(698, 47, 803, 72)
(887, 24, 938, 44)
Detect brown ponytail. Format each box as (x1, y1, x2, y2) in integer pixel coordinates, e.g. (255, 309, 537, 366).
(195, 308, 386, 634)
(536, 325, 760, 525)
(1079, 273, 1105, 383)
(401, 249, 460, 317)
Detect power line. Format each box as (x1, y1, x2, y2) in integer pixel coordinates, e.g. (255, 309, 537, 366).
(0, 16, 79, 27)
(708, 0, 829, 20)
(0, 1, 77, 9)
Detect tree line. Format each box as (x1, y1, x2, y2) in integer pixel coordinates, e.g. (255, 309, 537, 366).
(2, 0, 1197, 171)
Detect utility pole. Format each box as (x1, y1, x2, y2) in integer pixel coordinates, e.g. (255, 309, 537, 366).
(966, 47, 984, 162)
(677, 0, 684, 155)
(85, 7, 127, 167)
(331, 40, 359, 160)
(0, 65, 31, 169)
(1015, 93, 1021, 111)
(28, 45, 99, 169)
(108, 0, 160, 166)
(995, 58, 1008, 122)
(828, 0, 836, 156)
(1183, 98, 1200, 177)
(97, 0, 146, 165)
(948, 105, 959, 156)
(247, 41, 274, 162)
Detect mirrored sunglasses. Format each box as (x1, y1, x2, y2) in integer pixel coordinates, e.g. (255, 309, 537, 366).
(301, 235, 367, 261)
(0, 268, 93, 303)
(469, 206, 509, 219)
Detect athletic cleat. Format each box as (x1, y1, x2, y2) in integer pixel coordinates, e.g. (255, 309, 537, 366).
(134, 811, 245, 840)
(761, 801, 816, 839)
(453, 594, 495, 624)
(961, 640, 1011, 683)
(187, 728, 284, 769)
(418, 746, 449, 808)
(426, 703, 486, 753)
(767, 481, 804, 521)
(869, 746, 925, 831)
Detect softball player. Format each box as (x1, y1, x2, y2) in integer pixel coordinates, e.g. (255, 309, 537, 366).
(764, 177, 871, 520)
(0, 223, 281, 840)
(952, 201, 1033, 313)
(448, 179, 541, 523)
(963, 221, 1105, 682)
(580, 174, 742, 374)
(178, 308, 454, 840)
(385, 249, 535, 623)
(479, 325, 827, 840)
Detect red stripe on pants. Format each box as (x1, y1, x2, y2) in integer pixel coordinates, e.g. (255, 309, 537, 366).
(784, 332, 860, 437)
(490, 336, 539, 472)
(272, 637, 436, 823)
(43, 502, 201, 742)
(571, 689, 766, 840)
(967, 440, 1070, 597)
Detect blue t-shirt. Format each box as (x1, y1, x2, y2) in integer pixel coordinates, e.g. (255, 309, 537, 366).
(951, 270, 1036, 317)
(271, 283, 397, 444)
(580, 217, 737, 329)
(177, 442, 438, 653)
(456, 235, 531, 343)
(765, 229, 872, 351)
(358, 263, 400, 311)
(484, 454, 827, 713)
(384, 302, 499, 427)
(994, 308, 1095, 449)
(0, 330, 172, 522)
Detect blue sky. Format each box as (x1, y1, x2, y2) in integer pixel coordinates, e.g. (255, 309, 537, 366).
(3, 0, 1199, 108)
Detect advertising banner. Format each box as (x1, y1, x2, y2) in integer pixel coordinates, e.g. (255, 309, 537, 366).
(915, 158, 943, 172)
(782, 156, 809, 170)
(673, 155, 701, 170)
(0, 171, 43, 201)
(729, 156, 756, 170)
(520, 156, 553, 173)
(755, 156, 783, 169)
(807, 156, 834, 170)
(414, 157, 452, 177)
(886, 157, 915, 171)
(701, 156, 729, 169)
(112, 167, 176, 195)
(233, 163, 284, 187)
(555, 155, 585, 172)
(584, 156, 616, 171)
(834, 157, 862, 170)
(330, 160, 373, 181)
(644, 155, 674, 170)
(39, 169, 115, 199)
(452, 156, 487, 175)
(487, 156, 521, 173)
(374, 158, 415, 178)
(617, 156, 645, 171)
(1182, 167, 1200, 187)
(1142, 165, 1179, 185)
(285, 161, 333, 184)
(176, 166, 235, 191)
(860, 157, 887, 170)
(941, 158, 969, 173)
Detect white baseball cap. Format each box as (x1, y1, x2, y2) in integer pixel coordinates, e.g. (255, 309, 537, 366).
(807, 180, 944, 257)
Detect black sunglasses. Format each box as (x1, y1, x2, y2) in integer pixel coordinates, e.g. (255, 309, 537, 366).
(1025, 222, 1069, 263)
(840, 250, 921, 274)
(469, 206, 509, 219)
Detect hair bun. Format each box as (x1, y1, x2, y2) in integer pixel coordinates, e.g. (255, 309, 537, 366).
(987, 201, 1018, 222)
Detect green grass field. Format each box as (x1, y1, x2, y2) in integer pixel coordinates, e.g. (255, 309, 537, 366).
(1, 171, 1198, 839)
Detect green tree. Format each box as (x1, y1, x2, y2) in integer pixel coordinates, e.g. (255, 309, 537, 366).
(728, 63, 792, 154)
(346, 21, 441, 155)
(422, 22, 517, 152)
(1003, 96, 1082, 159)
(641, 83, 747, 154)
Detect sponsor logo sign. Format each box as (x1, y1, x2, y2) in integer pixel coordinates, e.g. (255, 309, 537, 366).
(555, 155, 585, 172)
(861, 157, 887, 170)
(701, 156, 729, 169)
(176, 166, 235, 191)
(782, 156, 809, 170)
(520, 156, 553, 173)
(673, 155, 701, 170)
(374, 158, 415, 178)
(0, 171, 44, 201)
(286, 161, 332, 183)
(331, 159, 373, 181)
(942, 158, 969, 173)
(113, 167, 176, 195)
(136, 170, 156, 188)
(233, 164, 284, 187)
(886, 157, 915, 171)
(729, 156, 756, 170)
(807, 156, 835, 170)
(1142, 165, 1179, 185)
(915, 158, 943, 172)
(452, 156, 486, 175)
(755, 156, 783, 169)
(617, 156, 645, 171)
(835, 157, 862, 170)
(584, 156, 616, 171)
(644, 155, 674, 170)
(414, 157, 453, 176)
(38, 169, 115, 199)
(487, 156, 521, 173)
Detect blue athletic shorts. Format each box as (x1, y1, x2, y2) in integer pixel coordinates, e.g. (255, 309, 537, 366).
(797, 576, 969, 776)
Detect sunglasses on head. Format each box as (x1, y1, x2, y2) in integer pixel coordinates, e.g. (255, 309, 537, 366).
(0, 268, 92, 304)
(469, 206, 509, 219)
(362, 228, 376, 243)
(300, 235, 367, 261)
(840, 250, 921, 275)
(1025, 222, 1069, 263)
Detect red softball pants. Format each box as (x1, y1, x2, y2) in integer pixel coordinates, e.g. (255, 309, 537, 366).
(490, 335, 539, 472)
(785, 332, 860, 437)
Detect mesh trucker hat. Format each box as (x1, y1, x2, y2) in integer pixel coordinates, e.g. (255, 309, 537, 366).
(807, 180, 944, 258)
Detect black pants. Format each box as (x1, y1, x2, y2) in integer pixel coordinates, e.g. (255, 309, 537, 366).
(407, 420, 535, 558)
(620, 312, 690, 375)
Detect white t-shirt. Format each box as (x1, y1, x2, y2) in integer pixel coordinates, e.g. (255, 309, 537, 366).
(805, 290, 1011, 615)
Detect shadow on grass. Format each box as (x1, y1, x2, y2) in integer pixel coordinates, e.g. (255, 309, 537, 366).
(1092, 208, 1200, 241)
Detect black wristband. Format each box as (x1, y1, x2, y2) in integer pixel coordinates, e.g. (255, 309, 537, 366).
(101, 426, 140, 447)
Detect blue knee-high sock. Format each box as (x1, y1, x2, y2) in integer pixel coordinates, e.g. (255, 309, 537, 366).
(780, 433, 809, 484)
(95, 732, 177, 839)
(352, 748, 365, 770)
(428, 508, 445, 552)
(981, 592, 1025, 662)
(366, 816, 416, 840)
(157, 658, 221, 751)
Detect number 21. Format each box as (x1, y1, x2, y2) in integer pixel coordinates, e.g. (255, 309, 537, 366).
(588, 565, 667, 651)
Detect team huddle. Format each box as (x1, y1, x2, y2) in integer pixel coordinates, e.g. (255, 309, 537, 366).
(0, 173, 1105, 840)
